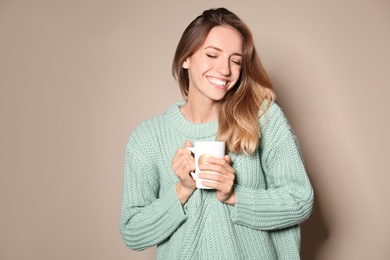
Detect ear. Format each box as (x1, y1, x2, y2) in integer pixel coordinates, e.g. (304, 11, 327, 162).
(182, 58, 190, 69)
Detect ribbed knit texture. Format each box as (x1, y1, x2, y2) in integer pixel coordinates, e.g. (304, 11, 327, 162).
(120, 101, 314, 260)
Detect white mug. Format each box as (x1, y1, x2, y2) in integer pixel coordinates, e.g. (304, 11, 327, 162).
(186, 141, 225, 189)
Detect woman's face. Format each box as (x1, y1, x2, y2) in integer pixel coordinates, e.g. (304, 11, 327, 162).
(183, 26, 243, 103)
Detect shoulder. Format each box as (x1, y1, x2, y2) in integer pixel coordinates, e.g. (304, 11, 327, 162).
(128, 115, 164, 147)
(125, 101, 184, 148)
(258, 102, 305, 168)
(259, 102, 293, 142)
(126, 106, 173, 151)
(260, 102, 288, 129)
(134, 114, 165, 135)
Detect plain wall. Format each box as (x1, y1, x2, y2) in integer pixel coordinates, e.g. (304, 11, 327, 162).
(1, 1, 389, 259)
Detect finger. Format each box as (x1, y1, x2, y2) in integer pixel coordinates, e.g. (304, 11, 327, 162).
(183, 140, 194, 158)
(198, 172, 234, 184)
(200, 179, 232, 193)
(224, 155, 231, 164)
(172, 148, 186, 163)
(173, 148, 193, 161)
(172, 154, 194, 175)
(184, 160, 196, 174)
(199, 163, 234, 175)
(184, 140, 192, 148)
(204, 157, 225, 165)
(198, 173, 223, 182)
(179, 157, 195, 172)
(204, 157, 232, 169)
(200, 180, 218, 189)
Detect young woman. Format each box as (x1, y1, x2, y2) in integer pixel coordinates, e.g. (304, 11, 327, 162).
(120, 8, 313, 260)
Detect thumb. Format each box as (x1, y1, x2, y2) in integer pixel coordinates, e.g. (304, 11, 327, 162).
(184, 140, 192, 148)
(224, 155, 231, 164)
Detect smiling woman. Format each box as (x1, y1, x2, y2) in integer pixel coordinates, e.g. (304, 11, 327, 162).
(120, 7, 313, 260)
(181, 26, 243, 115)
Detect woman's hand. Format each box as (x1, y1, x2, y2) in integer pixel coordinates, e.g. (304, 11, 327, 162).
(172, 140, 196, 205)
(198, 155, 236, 205)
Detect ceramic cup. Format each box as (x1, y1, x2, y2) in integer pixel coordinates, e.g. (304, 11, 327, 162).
(186, 141, 225, 189)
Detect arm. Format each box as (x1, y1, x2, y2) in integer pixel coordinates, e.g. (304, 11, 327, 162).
(231, 104, 314, 230)
(120, 140, 187, 251)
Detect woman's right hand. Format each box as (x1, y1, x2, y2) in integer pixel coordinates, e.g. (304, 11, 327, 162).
(172, 140, 196, 205)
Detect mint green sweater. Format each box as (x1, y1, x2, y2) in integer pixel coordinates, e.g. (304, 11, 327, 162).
(120, 101, 313, 259)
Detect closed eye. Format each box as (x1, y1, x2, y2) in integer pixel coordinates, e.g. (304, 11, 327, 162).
(232, 60, 242, 66)
(206, 54, 217, 59)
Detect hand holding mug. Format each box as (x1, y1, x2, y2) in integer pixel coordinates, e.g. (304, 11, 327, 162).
(186, 141, 236, 205)
(198, 155, 236, 205)
(172, 140, 196, 204)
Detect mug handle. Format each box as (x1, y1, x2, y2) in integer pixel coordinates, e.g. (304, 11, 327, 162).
(185, 147, 197, 180)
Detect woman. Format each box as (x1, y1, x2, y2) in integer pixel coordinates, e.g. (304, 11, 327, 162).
(120, 7, 313, 259)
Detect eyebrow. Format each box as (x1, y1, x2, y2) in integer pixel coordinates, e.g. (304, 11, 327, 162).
(204, 46, 242, 57)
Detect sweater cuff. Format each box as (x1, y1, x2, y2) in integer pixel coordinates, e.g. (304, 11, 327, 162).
(156, 184, 187, 222)
(231, 184, 256, 226)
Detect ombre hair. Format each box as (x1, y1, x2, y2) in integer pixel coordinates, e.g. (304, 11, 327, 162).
(172, 8, 276, 155)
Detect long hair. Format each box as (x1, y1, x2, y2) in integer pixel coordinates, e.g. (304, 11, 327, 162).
(172, 8, 275, 155)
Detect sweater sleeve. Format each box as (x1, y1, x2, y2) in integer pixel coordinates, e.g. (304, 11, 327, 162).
(120, 135, 187, 251)
(231, 104, 314, 230)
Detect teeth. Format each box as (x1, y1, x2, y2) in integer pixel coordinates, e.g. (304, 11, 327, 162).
(209, 77, 227, 86)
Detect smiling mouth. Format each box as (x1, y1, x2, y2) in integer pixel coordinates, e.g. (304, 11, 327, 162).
(207, 77, 228, 87)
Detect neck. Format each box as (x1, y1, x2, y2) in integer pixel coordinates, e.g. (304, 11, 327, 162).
(180, 98, 219, 124)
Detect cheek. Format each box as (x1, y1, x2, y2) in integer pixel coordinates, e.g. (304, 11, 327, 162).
(232, 68, 242, 80)
(201, 61, 212, 71)
(190, 60, 210, 75)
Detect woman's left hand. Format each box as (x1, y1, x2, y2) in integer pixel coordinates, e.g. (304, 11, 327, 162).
(198, 155, 236, 205)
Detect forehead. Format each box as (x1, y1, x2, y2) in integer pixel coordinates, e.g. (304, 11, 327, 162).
(201, 26, 243, 53)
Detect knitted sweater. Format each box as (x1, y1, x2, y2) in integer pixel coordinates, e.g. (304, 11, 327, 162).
(120, 101, 314, 260)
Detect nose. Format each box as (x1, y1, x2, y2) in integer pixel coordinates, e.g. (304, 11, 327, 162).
(216, 58, 231, 76)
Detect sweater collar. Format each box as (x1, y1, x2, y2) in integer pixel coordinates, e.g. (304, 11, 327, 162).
(165, 101, 218, 140)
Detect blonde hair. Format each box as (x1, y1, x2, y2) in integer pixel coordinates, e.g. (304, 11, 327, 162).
(172, 8, 275, 155)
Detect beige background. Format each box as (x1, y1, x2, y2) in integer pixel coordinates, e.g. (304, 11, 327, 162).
(1, 1, 389, 259)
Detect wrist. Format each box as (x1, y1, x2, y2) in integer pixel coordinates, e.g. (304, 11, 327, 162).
(224, 192, 236, 206)
(176, 182, 195, 205)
